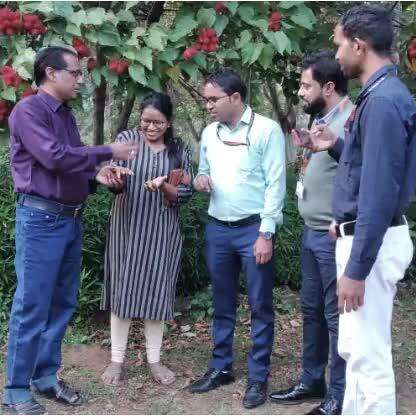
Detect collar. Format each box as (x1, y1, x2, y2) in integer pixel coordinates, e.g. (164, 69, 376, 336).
(219, 106, 252, 131)
(357, 64, 397, 102)
(37, 90, 64, 112)
(316, 96, 351, 124)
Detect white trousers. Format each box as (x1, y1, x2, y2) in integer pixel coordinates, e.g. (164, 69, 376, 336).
(336, 225, 413, 415)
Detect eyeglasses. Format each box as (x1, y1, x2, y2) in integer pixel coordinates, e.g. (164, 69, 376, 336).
(204, 95, 230, 105)
(141, 119, 166, 128)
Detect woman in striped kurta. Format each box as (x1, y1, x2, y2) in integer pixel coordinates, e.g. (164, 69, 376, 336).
(101, 93, 193, 386)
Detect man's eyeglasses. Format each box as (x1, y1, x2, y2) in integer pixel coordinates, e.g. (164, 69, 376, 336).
(61, 68, 83, 78)
(141, 119, 166, 128)
(204, 95, 230, 105)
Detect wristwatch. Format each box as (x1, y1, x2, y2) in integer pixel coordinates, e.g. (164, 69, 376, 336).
(259, 231, 274, 240)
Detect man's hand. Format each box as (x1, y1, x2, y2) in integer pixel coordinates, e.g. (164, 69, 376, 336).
(193, 174, 213, 193)
(109, 141, 139, 161)
(291, 128, 313, 149)
(328, 220, 337, 241)
(253, 237, 273, 265)
(96, 165, 133, 189)
(309, 124, 337, 152)
(144, 176, 167, 192)
(337, 275, 365, 313)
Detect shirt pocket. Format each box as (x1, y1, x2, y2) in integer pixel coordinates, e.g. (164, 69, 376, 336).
(239, 147, 262, 175)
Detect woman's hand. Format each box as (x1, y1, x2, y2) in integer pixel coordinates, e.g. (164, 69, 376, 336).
(144, 176, 168, 192)
(96, 165, 134, 189)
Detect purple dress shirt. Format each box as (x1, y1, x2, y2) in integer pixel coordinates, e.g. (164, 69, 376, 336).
(8, 90, 113, 204)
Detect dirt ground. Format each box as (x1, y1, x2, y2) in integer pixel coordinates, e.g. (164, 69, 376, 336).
(1, 286, 416, 414)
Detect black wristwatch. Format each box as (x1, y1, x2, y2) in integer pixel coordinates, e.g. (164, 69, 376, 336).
(259, 231, 274, 240)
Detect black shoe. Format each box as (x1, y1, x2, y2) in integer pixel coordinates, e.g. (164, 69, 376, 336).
(33, 379, 84, 406)
(2, 398, 46, 415)
(243, 380, 267, 409)
(306, 396, 342, 415)
(189, 368, 235, 393)
(269, 381, 326, 405)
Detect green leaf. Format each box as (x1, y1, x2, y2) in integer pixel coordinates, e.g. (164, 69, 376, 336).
(47, 19, 66, 35)
(136, 47, 153, 70)
(84, 30, 98, 44)
(180, 62, 198, 82)
(165, 65, 182, 83)
(253, 19, 268, 32)
(238, 4, 255, 24)
(226, 2, 239, 15)
(158, 48, 180, 66)
(125, 27, 146, 46)
(225, 50, 240, 60)
(264, 31, 291, 55)
(18, 2, 53, 14)
(193, 53, 207, 69)
(52, 2, 74, 18)
(125, 1, 139, 10)
(236, 30, 252, 49)
(13, 36, 27, 54)
(147, 74, 163, 92)
(67, 10, 87, 27)
(214, 15, 229, 36)
(13, 48, 36, 80)
(281, 21, 295, 30)
(1, 87, 16, 102)
(97, 23, 121, 47)
(101, 67, 119, 86)
(197, 8, 216, 27)
(122, 47, 141, 61)
(258, 44, 274, 70)
(144, 25, 167, 51)
(290, 5, 316, 30)
(279, 1, 299, 9)
(86, 8, 107, 26)
(241, 42, 264, 65)
(128, 64, 147, 86)
(170, 15, 198, 43)
(91, 68, 102, 87)
(66, 22, 82, 37)
(116, 9, 136, 23)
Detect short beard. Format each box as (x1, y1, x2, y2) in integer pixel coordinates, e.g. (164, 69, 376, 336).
(303, 95, 326, 116)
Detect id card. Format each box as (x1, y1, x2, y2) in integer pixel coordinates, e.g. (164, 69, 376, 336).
(296, 181, 305, 199)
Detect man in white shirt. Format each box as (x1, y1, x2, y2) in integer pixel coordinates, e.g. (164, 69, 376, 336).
(190, 68, 286, 409)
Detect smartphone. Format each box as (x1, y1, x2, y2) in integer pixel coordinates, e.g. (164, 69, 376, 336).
(293, 128, 311, 146)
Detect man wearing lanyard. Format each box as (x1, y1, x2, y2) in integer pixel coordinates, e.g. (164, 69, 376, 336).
(307, 5, 416, 414)
(270, 51, 353, 415)
(190, 68, 286, 409)
(3, 46, 137, 415)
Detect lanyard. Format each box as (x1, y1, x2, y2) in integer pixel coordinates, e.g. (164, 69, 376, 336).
(216, 110, 255, 147)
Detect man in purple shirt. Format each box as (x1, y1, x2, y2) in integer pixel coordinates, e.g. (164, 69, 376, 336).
(2, 46, 137, 415)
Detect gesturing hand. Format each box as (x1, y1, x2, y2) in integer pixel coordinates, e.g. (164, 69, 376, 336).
(337, 275, 365, 313)
(309, 124, 337, 152)
(109, 141, 139, 161)
(193, 174, 213, 193)
(144, 176, 168, 192)
(96, 165, 134, 189)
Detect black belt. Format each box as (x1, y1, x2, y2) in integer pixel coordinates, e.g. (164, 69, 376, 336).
(335, 215, 406, 237)
(208, 214, 261, 228)
(17, 194, 84, 218)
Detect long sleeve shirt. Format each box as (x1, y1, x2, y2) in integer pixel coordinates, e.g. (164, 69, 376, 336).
(329, 65, 416, 280)
(9, 90, 113, 204)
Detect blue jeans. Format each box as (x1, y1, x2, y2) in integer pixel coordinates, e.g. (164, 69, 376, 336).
(3, 204, 82, 405)
(300, 226, 345, 401)
(205, 220, 275, 382)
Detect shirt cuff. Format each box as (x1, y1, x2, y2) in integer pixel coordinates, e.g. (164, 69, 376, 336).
(344, 257, 373, 281)
(259, 217, 277, 234)
(328, 138, 344, 162)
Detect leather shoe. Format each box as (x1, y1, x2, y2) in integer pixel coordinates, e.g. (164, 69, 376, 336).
(306, 396, 342, 415)
(2, 398, 46, 415)
(189, 368, 235, 393)
(33, 379, 84, 406)
(243, 381, 267, 409)
(270, 381, 326, 404)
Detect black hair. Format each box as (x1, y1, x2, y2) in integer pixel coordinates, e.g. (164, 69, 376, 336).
(140, 92, 183, 168)
(301, 50, 348, 96)
(34, 46, 78, 86)
(340, 4, 393, 57)
(205, 68, 247, 101)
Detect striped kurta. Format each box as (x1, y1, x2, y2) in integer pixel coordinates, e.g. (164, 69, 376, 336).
(101, 128, 193, 320)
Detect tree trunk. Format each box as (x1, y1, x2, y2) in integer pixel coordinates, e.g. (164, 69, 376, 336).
(117, 94, 136, 133)
(93, 78, 106, 145)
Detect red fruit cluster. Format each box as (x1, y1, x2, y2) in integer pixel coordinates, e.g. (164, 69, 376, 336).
(0, 99, 11, 123)
(87, 58, 97, 71)
(0, 7, 22, 36)
(108, 59, 129, 75)
(182, 44, 201, 60)
(21, 87, 37, 99)
(214, 1, 228, 15)
(407, 38, 416, 61)
(0, 66, 23, 88)
(197, 28, 219, 53)
(72, 38, 91, 58)
(268, 11, 282, 32)
(23, 14, 46, 36)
